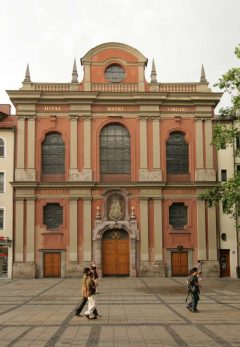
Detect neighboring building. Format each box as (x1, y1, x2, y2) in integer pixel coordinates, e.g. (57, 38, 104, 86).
(7, 43, 222, 279)
(0, 104, 15, 279)
(216, 117, 240, 278)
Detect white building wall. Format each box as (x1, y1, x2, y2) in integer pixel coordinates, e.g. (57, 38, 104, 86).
(217, 142, 238, 278)
(0, 130, 14, 279)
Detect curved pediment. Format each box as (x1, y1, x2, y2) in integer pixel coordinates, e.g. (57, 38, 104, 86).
(81, 42, 148, 65)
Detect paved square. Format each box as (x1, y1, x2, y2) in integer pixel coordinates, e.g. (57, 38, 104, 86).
(0, 277, 240, 346)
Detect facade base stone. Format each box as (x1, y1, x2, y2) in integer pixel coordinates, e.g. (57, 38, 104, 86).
(65, 262, 88, 278)
(12, 262, 36, 279)
(139, 261, 166, 277)
(202, 260, 220, 277)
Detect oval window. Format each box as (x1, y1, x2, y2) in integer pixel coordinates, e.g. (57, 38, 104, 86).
(104, 64, 125, 82)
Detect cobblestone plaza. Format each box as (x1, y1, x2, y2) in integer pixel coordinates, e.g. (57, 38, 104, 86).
(0, 277, 239, 346)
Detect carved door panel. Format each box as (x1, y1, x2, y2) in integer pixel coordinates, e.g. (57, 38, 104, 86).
(102, 240, 117, 275)
(44, 253, 61, 278)
(171, 252, 188, 276)
(102, 230, 129, 276)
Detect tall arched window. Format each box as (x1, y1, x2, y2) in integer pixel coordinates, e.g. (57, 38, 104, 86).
(166, 132, 189, 174)
(42, 133, 65, 175)
(100, 124, 131, 174)
(0, 138, 5, 157)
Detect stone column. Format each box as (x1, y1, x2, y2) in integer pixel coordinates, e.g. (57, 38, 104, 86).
(26, 199, 35, 262)
(70, 116, 78, 170)
(15, 117, 25, 180)
(83, 198, 92, 261)
(84, 117, 91, 169)
(139, 117, 147, 169)
(152, 118, 160, 169)
(27, 116, 36, 181)
(204, 119, 216, 181)
(208, 206, 217, 260)
(195, 118, 204, 181)
(140, 199, 149, 261)
(69, 198, 78, 261)
(15, 199, 24, 262)
(196, 198, 206, 260)
(154, 198, 163, 261)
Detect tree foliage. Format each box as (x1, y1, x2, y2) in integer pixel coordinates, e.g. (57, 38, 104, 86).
(200, 45, 240, 227)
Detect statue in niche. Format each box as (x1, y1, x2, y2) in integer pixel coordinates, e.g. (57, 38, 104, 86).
(109, 198, 123, 220)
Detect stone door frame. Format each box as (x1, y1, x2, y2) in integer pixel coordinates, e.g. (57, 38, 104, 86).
(92, 220, 139, 277)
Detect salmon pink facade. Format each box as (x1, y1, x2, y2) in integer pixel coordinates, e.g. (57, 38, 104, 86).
(7, 43, 222, 278)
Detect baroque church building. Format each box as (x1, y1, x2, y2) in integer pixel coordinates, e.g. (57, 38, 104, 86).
(7, 42, 222, 278)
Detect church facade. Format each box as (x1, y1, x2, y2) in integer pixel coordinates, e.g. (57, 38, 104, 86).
(7, 42, 222, 278)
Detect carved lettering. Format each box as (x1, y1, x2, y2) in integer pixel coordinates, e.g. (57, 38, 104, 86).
(44, 106, 62, 111)
(107, 106, 124, 112)
(167, 107, 187, 112)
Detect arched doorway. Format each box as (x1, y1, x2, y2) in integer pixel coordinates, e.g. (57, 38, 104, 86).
(102, 229, 129, 276)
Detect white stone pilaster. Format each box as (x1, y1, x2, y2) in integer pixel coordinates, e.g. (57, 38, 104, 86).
(140, 199, 149, 261)
(26, 199, 35, 262)
(69, 199, 78, 261)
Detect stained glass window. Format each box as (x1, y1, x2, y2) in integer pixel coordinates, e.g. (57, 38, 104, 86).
(100, 124, 131, 174)
(43, 203, 63, 230)
(42, 133, 65, 175)
(167, 132, 189, 174)
(169, 203, 187, 229)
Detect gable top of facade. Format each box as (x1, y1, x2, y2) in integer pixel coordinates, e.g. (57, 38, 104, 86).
(6, 42, 222, 110)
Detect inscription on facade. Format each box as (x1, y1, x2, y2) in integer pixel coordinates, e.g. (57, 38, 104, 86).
(36, 105, 70, 112)
(107, 106, 124, 112)
(38, 189, 66, 195)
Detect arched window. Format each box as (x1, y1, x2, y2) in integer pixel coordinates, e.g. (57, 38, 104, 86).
(0, 138, 5, 157)
(166, 132, 189, 174)
(42, 133, 65, 175)
(100, 124, 131, 174)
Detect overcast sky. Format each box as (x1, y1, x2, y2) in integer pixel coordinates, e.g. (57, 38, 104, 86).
(0, 0, 239, 113)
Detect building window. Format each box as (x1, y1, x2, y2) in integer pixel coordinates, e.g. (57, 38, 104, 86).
(42, 133, 65, 175)
(43, 203, 63, 230)
(236, 135, 240, 150)
(167, 132, 189, 174)
(220, 141, 226, 149)
(0, 209, 4, 229)
(0, 138, 4, 157)
(169, 203, 188, 229)
(236, 165, 240, 174)
(100, 124, 131, 174)
(0, 173, 4, 193)
(105, 64, 125, 82)
(222, 200, 227, 213)
(221, 169, 227, 181)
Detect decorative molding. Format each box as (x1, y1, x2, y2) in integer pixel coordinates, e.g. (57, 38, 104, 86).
(195, 168, 216, 182)
(69, 168, 92, 181)
(139, 169, 162, 181)
(15, 169, 36, 182)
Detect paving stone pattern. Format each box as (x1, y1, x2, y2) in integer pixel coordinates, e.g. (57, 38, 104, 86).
(0, 277, 240, 346)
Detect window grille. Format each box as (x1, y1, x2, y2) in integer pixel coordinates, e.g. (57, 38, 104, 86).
(169, 203, 187, 229)
(105, 64, 125, 82)
(100, 124, 131, 174)
(236, 135, 240, 150)
(0, 209, 4, 229)
(166, 132, 189, 174)
(43, 203, 63, 230)
(0, 138, 4, 157)
(102, 229, 128, 240)
(0, 173, 4, 193)
(42, 133, 65, 175)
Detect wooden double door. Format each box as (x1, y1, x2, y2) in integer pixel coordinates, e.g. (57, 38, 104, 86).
(220, 250, 230, 277)
(102, 229, 129, 276)
(44, 252, 61, 278)
(171, 252, 188, 276)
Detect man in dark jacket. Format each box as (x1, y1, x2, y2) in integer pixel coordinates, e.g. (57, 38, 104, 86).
(186, 267, 200, 312)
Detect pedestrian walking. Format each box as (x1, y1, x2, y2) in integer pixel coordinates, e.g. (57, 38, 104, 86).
(84, 270, 98, 319)
(90, 261, 100, 294)
(75, 267, 90, 317)
(186, 267, 201, 313)
(195, 260, 202, 278)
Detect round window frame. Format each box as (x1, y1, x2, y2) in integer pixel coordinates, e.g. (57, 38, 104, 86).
(104, 64, 126, 83)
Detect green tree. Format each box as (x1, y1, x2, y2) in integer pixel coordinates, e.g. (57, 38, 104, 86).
(200, 44, 240, 228)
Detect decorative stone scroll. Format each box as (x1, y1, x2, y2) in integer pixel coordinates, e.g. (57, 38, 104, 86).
(139, 168, 162, 181)
(15, 169, 36, 181)
(69, 168, 92, 181)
